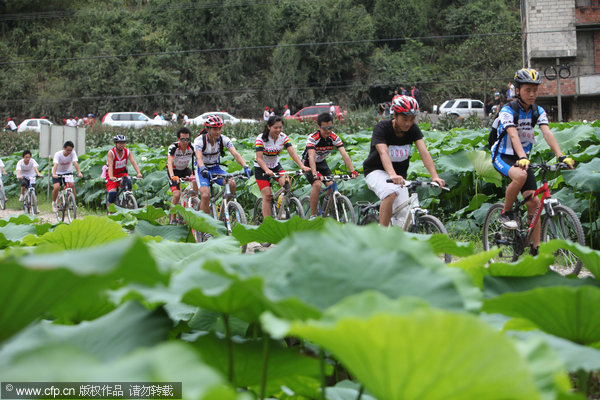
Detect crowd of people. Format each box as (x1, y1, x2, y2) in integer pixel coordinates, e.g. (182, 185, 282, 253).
(378, 85, 421, 119)
(0, 69, 575, 256)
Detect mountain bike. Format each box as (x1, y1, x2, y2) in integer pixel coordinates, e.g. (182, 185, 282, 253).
(252, 170, 305, 224)
(192, 171, 248, 243)
(482, 162, 585, 275)
(299, 174, 355, 223)
(0, 173, 5, 210)
(179, 176, 200, 211)
(108, 176, 140, 210)
(22, 176, 41, 215)
(55, 173, 77, 223)
(356, 180, 451, 263)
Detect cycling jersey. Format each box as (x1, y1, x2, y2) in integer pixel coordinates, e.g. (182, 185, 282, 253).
(53, 150, 78, 174)
(167, 141, 194, 170)
(363, 119, 423, 177)
(193, 134, 233, 167)
(254, 132, 292, 169)
(491, 103, 549, 157)
(302, 130, 344, 163)
(109, 147, 130, 176)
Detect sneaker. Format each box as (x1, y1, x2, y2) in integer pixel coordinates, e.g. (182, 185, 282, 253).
(308, 215, 317, 221)
(19, 194, 23, 201)
(530, 245, 539, 257)
(52, 202, 58, 212)
(499, 210, 518, 230)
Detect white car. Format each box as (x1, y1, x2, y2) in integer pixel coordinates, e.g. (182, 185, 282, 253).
(438, 99, 485, 118)
(101, 112, 170, 128)
(190, 112, 259, 126)
(17, 118, 54, 133)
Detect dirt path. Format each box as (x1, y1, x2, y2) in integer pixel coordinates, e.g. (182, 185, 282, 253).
(0, 206, 59, 224)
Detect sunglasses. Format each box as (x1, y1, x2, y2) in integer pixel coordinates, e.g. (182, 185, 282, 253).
(179, 138, 191, 142)
(321, 126, 334, 131)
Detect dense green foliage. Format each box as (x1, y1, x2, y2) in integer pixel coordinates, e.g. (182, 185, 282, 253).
(0, 0, 520, 120)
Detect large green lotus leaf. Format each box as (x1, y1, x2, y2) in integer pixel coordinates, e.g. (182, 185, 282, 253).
(190, 334, 326, 398)
(434, 150, 473, 173)
(0, 342, 248, 400)
(535, 125, 598, 154)
(231, 215, 327, 246)
(209, 223, 472, 316)
(0, 223, 37, 246)
(325, 380, 376, 400)
(25, 215, 127, 249)
(483, 286, 600, 345)
(406, 231, 474, 257)
(539, 238, 600, 280)
(467, 150, 503, 186)
(482, 272, 597, 299)
(147, 238, 241, 273)
(262, 308, 542, 400)
(449, 249, 499, 288)
(487, 253, 555, 277)
(0, 302, 170, 365)
(572, 144, 600, 162)
(128, 204, 168, 223)
(134, 219, 189, 242)
(172, 205, 226, 236)
(561, 158, 600, 193)
(0, 213, 37, 226)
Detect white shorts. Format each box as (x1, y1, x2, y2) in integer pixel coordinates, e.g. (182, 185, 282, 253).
(365, 170, 411, 221)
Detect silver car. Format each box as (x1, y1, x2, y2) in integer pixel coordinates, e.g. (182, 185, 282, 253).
(101, 112, 170, 128)
(438, 99, 485, 118)
(190, 112, 259, 126)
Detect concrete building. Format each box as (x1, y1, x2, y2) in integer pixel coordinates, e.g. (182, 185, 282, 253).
(521, 0, 600, 121)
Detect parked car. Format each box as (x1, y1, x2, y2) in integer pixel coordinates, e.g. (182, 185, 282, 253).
(286, 104, 345, 122)
(17, 118, 54, 133)
(101, 112, 170, 128)
(190, 112, 258, 126)
(437, 99, 485, 118)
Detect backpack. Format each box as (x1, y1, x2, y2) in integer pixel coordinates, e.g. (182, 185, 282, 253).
(488, 100, 539, 153)
(201, 130, 225, 157)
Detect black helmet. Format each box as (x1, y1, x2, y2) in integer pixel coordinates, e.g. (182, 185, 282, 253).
(113, 134, 127, 142)
(514, 68, 542, 87)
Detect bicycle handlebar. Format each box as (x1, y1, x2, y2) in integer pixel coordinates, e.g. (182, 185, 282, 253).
(271, 170, 304, 178)
(385, 179, 450, 191)
(209, 171, 249, 182)
(529, 162, 571, 172)
(322, 174, 353, 181)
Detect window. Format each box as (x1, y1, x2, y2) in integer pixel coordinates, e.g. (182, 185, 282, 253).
(111, 114, 122, 121)
(472, 101, 484, 109)
(443, 100, 455, 108)
(220, 113, 232, 121)
(27, 120, 38, 126)
(457, 101, 469, 109)
(299, 107, 317, 116)
(40, 120, 51, 125)
(134, 113, 148, 121)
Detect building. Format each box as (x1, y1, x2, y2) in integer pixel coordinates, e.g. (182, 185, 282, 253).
(521, 0, 600, 121)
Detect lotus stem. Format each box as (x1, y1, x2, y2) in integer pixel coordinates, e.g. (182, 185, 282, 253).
(223, 314, 234, 384)
(259, 333, 271, 400)
(319, 349, 326, 400)
(356, 385, 364, 400)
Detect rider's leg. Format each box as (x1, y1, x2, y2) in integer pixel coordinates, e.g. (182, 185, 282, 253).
(199, 186, 211, 214)
(52, 182, 60, 202)
(379, 192, 397, 227)
(67, 182, 76, 196)
(309, 179, 322, 217)
(228, 179, 237, 197)
(107, 190, 118, 205)
(261, 186, 273, 217)
(504, 166, 527, 212)
(171, 189, 181, 206)
(524, 190, 541, 247)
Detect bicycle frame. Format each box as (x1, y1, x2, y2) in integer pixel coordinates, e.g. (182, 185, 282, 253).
(516, 181, 552, 242)
(209, 173, 244, 234)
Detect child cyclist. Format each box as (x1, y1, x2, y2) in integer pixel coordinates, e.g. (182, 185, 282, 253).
(16, 150, 43, 205)
(106, 135, 143, 209)
(254, 115, 311, 218)
(490, 68, 574, 255)
(193, 115, 252, 215)
(51, 141, 83, 212)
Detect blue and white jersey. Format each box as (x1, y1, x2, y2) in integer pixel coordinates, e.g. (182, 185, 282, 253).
(491, 104, 549, 156)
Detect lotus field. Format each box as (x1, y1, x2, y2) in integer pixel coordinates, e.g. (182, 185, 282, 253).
(1, 120, 600, 399)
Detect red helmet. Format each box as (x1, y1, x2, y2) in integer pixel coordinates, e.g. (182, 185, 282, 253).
(204, 115, 224, 128)
(391, 95, 419, 116)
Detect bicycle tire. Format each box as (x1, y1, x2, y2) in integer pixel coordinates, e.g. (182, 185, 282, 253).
(299, 195, 311, 218)
(541, 204, 585, 276)
(56, 192, 65, 222)
(253, 197, 265, 225)
(482, 203, 519, 262)
(22, 192, 28, 213)
(29, 190, 38, 215)
(0, 184, 5, 210)
(359, 213, 379, 225)
(283, 196, 304, 220)
(226, 200, 247, 230)
(332, 194, 356, 224)
(189, 196, 201, 211)
(409, 214, 452, 263)
(124, 193, 138, 209)
(66, 191, 77, 223)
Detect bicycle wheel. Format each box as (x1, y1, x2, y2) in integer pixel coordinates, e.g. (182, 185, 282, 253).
(0, 184, 5, 210)
(541, 204, 585, 276)
(123, 193, 138, 209)
(482, 203, 519, 262)
(332, 194, 356, 224)
(358, 212, 379, 225)
(300, 195, 311, 218)
(66, 191, 77, 223)
(409, 214, 452, 263)
(22, 192, 29, 213)
(56, 192, 66, 222)
(189, 196, 201, 211)
(226, 201, 247, 231)
(29, 191, 38, 215)
(282, 196, 304, 220)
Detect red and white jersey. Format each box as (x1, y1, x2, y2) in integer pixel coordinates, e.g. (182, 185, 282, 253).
(302, 130, 344, 163)
(109, 147, 130, 175)
(254, 132, 292, 169)
(168, 141, 194, 170)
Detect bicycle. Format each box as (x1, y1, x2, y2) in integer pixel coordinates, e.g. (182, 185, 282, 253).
(178, 176, 201, 211)
(299, 174, 355, 223)
(252, 170, 305, 224)
(356, 180, 451, 263)
(55, 173, 77, 223)
(192, 171, 248, 243)
(22, 176, 41, 215)
(482, 162, 585, 275)
(0, 173, 5, 210)
(108, 176, 140, 210)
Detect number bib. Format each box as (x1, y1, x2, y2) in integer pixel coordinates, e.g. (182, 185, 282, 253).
(388, 145, 410, 162)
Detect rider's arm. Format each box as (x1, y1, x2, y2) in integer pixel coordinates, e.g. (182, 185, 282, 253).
(540, 125, 564, 159)
(194, 150, 206, 169)
(338, 146, 356, 174)
(228, 146, 248, 168)
(255, 150, 272, 175)
(16, 163, 22, 179)
(287, 146, 311, 172)
(167, 156, 175, 178)
(52, 162, 58, 178)
(107, 151, 115, 180)
(307, 148, 318, 177)
(506, 126, 528, 160)
(415, 139, 444, 187)
(34, 165, 42, 177)
(375, 143, 402, 184)
(128, 151, 142, 177)
(73, 161, 82, 177)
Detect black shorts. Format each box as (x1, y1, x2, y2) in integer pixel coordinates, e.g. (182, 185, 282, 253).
(167, 168, 192, 191)
(303, 160, 332, 185)
(20, 177, 32, 187)
(254, 164, 284, 189)
(52, 175, 73, 186)
(496, 154, 537, 193)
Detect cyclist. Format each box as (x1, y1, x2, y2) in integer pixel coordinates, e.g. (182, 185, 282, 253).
(167, 127, 196, 224)
(490, 68, 574, 255)
(363, 95, 445, 227)
(254, 115, 311, 218)
(51, 141, 83, 212)
(193, 115, 252, 215)
(16, 149, 43, 203)
(106, 135, 143, 209)
(302, 112, 358, 220)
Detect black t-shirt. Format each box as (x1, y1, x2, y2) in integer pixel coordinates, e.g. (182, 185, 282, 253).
(362, 119, 423, 177)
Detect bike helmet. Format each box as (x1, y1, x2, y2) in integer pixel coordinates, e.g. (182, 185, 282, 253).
(514, 68, 542, 87)
(391, 95, 419, 115)
(113, 134, 127, 142)
(204, 115, 224, 128)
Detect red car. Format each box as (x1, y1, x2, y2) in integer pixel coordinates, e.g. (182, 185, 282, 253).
(285, 104, 345, 122)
